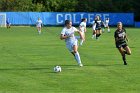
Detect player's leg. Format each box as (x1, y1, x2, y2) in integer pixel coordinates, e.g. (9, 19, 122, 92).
(73, 44, 83, 67)
(102, 25, 105, 33)
(37, 27, 39, 33)
(92, 30, 96, 39)
(118, 47, 127, 65)
(39, 27, 42, 34)
(80, 32, 85, 45)
(124, 46, 131, 55)
(107, 25, 110, 32)
(37, 27, 41, 34)
(6, 24, 8, 29)
(96, 30, 102, 39)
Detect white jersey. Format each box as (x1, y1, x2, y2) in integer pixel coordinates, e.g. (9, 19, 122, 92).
(79, 22, 86, 32)
(36, 20, 42, 27)
(61, 26, 79, 45)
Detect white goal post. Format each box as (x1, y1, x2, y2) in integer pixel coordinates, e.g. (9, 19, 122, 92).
(0, 13, 6, 27)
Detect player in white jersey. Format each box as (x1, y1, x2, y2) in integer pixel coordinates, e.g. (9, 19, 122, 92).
(60, 20, 84, 67)
(79, 18, 87, 45)
(36, 18, 43, 34)
(104, 18, 110, 32)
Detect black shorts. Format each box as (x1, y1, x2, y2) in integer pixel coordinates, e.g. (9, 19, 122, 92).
(116, 42, 128, 48)
(95, 27, 102, 30)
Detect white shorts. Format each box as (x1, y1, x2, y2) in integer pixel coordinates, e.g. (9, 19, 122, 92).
(66, 40, 78, 52)
(37, 25, 41, 28)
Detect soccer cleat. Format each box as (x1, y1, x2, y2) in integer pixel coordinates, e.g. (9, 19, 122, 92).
(124, 61, 127, 65)
(79, 63, 83, 67)
(96, 37, 99, 40)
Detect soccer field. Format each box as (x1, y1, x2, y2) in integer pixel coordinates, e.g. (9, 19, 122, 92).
(0, 27, 139, 93)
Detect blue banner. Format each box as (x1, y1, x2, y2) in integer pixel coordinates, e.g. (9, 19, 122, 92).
(2, 12, 134, 26)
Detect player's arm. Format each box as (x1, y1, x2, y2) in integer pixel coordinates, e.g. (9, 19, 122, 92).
(115, 37, 119, 42)
(114, 32, 120, 42)
(125, 34, 129, 42)
(93, 23, 96, 31)
(114, 34, 123, 42)
(77, 30, 84, 40)
(124, 29, 129, 42)
(84, 26, 86, 32)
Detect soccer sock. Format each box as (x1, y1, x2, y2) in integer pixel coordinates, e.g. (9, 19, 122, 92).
(92, 35, 94, 38)
(38, 30, 41, 34)
(96, 34, 101, 39)
(102, 28, 105, 32)
(74, 52, 82, 64)
(122, 55, 127, 65)
(92, 34, 96, 38)
(96, 34, 99, 39)
(80, 40, 84, 45)
(108, 29, 110, 32)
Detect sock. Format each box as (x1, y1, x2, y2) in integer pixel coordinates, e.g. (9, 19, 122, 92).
(96, 34, 99, 39)
(122, 55, 127, 65)
(92, 35, 94, 38)
(98, 34, 101, 37)
(38, 30, 41, 34)
(92, 34, 96, 38)
(102, 28, 105, 32)
(80, 40, 84, 45)
(96, 34, 101, 39)
(108, 29, 110, 32)
(74, 52, 82, 64)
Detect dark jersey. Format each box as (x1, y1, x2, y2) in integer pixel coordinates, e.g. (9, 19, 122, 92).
(94, 19, 104, 30)
(114, 28, 126, 43)
(6, 20, 10, 24)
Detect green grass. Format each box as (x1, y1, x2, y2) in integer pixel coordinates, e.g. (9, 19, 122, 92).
(0, 26, 139, 93)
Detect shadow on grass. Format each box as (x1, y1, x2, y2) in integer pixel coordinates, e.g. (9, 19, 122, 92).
(83, 64, 123, 67)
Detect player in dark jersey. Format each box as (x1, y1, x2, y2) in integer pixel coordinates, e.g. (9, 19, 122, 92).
(114, 22, 131, 65)
(6, 18, 11, 29)
(92, 15, 105, 39)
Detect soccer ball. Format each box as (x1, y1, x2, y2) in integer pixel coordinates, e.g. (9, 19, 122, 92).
(54, 66, 61, 72)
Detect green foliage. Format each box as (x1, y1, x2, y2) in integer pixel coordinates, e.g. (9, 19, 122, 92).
(0, 0, 139, 20)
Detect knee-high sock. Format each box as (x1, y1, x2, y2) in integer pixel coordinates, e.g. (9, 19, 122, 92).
(80, 40, 84, 45)
(122, 54, 127, 64)
(74, 52, 82, 64)
(38, 30, 41, 34)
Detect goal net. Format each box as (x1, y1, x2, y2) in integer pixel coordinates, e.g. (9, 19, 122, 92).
(0, 13, 6, 27)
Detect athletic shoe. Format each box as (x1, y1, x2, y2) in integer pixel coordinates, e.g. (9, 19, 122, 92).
(124, 62, 127, 65)
(79, 63, 83, 67)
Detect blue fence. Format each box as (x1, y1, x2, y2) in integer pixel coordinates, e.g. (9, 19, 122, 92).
(135, 22, 140, 27)
(1, 12, 134, 26)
